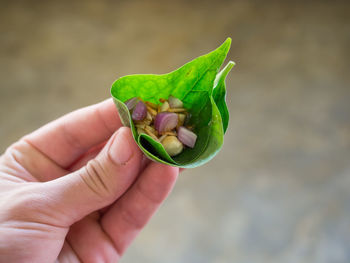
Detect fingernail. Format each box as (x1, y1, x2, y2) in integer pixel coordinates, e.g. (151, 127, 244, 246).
(109, 130, 133, 165)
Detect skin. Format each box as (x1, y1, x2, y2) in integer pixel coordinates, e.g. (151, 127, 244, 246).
(0, 98, 179, 263)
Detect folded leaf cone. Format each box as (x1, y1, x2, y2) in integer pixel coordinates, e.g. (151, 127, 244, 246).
(111, 38, 235, 168)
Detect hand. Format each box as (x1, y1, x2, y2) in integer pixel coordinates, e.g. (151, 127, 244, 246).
(0, 99, 179, 263)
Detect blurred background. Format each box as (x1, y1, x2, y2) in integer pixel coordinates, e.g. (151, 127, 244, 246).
(1, 0, 350, 262)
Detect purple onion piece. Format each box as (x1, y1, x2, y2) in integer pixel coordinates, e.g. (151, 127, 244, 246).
(132, 101, 147, 121)
(125, 97, 139, 110)
(178, 126, 197, 148)
(155, 112, 178, 133)
(168, 95, 183, 108)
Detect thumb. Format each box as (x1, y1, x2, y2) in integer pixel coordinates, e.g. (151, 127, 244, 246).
(39, 127, 143, 225)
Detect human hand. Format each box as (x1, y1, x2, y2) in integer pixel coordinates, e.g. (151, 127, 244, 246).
(0, 99, 179, 263)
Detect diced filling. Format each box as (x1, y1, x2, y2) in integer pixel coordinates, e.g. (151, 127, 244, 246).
(125, 95, 197, 156)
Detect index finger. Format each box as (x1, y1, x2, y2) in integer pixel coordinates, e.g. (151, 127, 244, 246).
(25, 98, 122, 168)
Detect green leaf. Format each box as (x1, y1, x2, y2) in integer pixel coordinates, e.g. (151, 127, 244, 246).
(111, 38, 234, 168)
(213, 61, 235, 133)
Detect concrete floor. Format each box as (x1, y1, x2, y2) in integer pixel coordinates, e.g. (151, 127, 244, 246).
(1, 1, 350, 262)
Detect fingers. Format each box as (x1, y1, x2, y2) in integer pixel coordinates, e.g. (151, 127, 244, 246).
(101, 163, 179, 255)
(25, 98, 121, 168)
(67, 216, 120, 263)
(67, 141, 107, 172)
(36, 128, 143, 226)
(56, 242, 82, 263)
(66, 140, 146, 174)
(66, 163, 177, 261)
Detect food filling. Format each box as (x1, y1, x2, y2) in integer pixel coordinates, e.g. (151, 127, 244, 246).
(125, 95, 197, 156)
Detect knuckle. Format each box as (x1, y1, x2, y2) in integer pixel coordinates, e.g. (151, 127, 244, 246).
(81, 159, 113, 199)
(3, 141, 23, 162)
(1, 184, 49, 223)
(119, 203, 145, 230)
(1, 141, 29, 175)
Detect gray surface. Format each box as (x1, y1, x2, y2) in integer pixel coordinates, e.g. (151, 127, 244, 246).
(1, 1, 350, 262)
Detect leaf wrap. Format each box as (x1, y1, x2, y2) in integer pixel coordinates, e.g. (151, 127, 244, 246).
(111, 38, 234, 168)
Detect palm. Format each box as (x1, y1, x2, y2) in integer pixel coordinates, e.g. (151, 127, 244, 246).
(0, 99, 178, 263)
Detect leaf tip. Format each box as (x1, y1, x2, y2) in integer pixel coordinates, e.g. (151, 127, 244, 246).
(215, 38, 231, 58)
(224, 61, 235, 73)
(228, 60, 236, 67)
(221, 37, 232, 50)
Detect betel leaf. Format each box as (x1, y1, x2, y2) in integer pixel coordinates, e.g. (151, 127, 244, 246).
(111, 38, 234, 168)
(213, 61, 235, 133)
